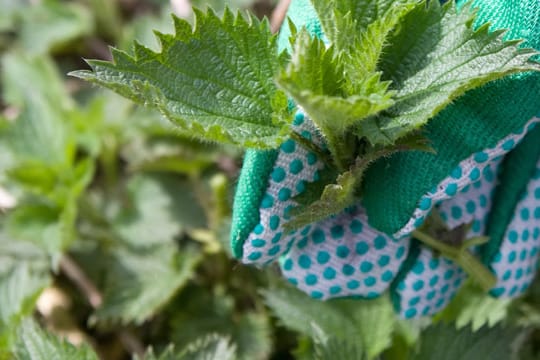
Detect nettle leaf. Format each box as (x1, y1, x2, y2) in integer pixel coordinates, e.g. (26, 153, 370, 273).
(276, 30, 393, 139)
(5, 85, 74, 166)
(137, 336, 237, 360)
(285, 170, 356, 231)
(113, 174, 206, 248)
(18, 2, 93, 55)
(313, 0, 405, 40)
(313, 0, 415, 87)
(312, 325, 368, 360)
(170, 286, 272, 360)
(6, 159, 94, 262)
(412, 323, 522, 360)
(435, 281, 511, 330)
(287, 143, 412, 230)
(262, 285, 357, 340)
(359, 1, 540, 145)
(178, 334, 237, 360)
(72, 9, 292, 149)
(0, 236, 50, 351)
(336, 297, 396, 359)
(263, 283, 395, 358)
(94, 245, 202, 325)
(135, 346, 179, 360)
(13, 320, 98, 360)
(2, 52, 73, 110)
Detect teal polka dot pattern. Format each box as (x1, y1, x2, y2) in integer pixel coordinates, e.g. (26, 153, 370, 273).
(396, 118, 539, 239)
(237, 105, 540, 317)
(490, 159, 540, 298)
(437, 161, 500, 236)
(280, 205, 409, 299)
(395, 247, 467, 318)
(394, 167, 499, 318)
(241, 109, 326, 264)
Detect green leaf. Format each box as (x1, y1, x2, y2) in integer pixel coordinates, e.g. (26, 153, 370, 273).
(0, 236, 50, 351)
(312, 325, 368, 360)
(262, 284, 357, 340)
(435, 281, 511, 330)
(1, 53, 75, 165)
(6, 204, 65, 260)
(135, 346, 179, 360)
(286, 144, 410, 230)
(178, 334, 236, 360)
(0, 0, 28, 31)
(313, 0, 405, 42)
(276, 30, 393, 138)
(13, 320, 98, 360)
(263, 283, 396, 358)
(113, 174, 207, 248)
(94, 245, 202, 325)
(18, 2, 93, 55)
(359, 1, 540, 144)
(285, 170, 357, 231)
(312, 0, 415, 88)
(5, 159, 94, 261)
(412, 323, 522, 360)
(72, 9, 292, 149)
(170, 286, 272, 360)
(336, 297, 396, 359)
(1, 51, 72, 110)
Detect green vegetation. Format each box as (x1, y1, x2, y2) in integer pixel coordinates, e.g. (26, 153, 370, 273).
(0, 0, 539, 359)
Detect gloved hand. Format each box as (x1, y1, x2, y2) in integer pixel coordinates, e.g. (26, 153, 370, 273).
(230, 0, 540, 318)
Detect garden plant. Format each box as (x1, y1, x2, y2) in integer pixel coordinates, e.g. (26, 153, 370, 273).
(0, 0, 540, 359)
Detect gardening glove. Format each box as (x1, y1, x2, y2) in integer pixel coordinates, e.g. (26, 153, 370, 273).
(483, 124, 540, 298)
(230, 0, 540, 317)
(362, 0, 540, 317)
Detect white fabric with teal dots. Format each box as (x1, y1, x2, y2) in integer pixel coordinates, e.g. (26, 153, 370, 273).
(242, 109, 326, 264)
(239, 109, 540, 315)
(395, 250, 467, 318)
(395, 117, 540, 239)
(490, 159, 540, 298)
(279, 205, 410, 299)
(395, 160, 500, 318)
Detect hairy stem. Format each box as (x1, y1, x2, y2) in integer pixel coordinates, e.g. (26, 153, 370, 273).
(412, 230, 496, 292)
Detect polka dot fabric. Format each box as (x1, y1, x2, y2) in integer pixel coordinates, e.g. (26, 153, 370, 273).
(231, 0, 540, 318)
(394, 159, 501, 318)
(394, 249, 467, 318)
(241, 110, 326, 265)
(236, 109, 540, 316)
(490, 161, 540, 298)
(396, 118, 540, 239)
(280, 205, 410, 299)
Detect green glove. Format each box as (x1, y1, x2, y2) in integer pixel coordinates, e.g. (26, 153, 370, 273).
(230, 0, 540, 318)
(484, 125, 540, 297)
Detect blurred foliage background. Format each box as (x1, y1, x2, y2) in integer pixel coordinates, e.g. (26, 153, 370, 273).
(1, 0, 540, 359)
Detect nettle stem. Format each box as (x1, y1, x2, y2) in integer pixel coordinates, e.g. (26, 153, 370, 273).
(291, 131, 334, 168)
(412, 230, 497, 292)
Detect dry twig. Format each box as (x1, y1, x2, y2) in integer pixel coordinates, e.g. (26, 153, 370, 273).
(60, 256, 146, 357)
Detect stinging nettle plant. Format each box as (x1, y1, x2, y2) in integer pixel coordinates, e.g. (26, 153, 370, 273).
(71, 0, 540, 232)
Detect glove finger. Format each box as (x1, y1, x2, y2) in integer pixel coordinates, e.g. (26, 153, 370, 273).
(280, 205, 409, 300)
(362, 0, 540, 236)
(392, 246, 467, 318)
(486, 123, 540, 297)
(393, 118, 539, 239)
(393, 158, 501, 318)
(490, 166, 540, 297)
(232, 111, 327, 264)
